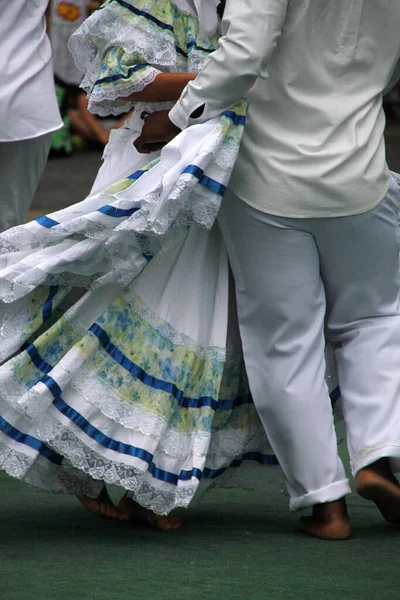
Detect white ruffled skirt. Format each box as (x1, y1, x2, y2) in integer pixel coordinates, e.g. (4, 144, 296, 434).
(0, 106, 341, 514)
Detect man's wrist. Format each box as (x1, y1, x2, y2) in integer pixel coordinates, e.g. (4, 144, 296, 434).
(169, 102, 189, 131)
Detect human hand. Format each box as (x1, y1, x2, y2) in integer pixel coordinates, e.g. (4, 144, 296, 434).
(134, 111, 181, 154)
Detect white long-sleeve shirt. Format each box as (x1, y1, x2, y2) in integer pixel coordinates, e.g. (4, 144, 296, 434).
(169, 0, 400, 218)
(0, 0, 62, 142)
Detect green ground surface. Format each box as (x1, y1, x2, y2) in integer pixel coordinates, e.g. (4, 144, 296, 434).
(0, 465, 398, 600)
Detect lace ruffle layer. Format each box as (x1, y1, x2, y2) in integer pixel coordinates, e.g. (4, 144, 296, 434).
(68, 0, 220, 115)
(0, 103, 247, 302)
(0, 270, 345, 513)
(0, 394, 275, 514)
(0, 428, 103, 498)
(0, 248, 281, 516)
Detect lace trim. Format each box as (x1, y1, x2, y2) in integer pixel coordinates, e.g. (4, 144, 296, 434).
(0, 299, 35, 363)
(89, 101, 136, 119)
(1, 367, 277, 514)
(68, 0, 215, 112)
(0, 110, 242, 299)
(0, 438, 102, 497)
(0, 288, 73, 364)
(0, 269, 97, 304)
(87, 67, 160, 116)
(41, 357, 215, 461)
(0, 378, 50, 420)
(0, 420, 281, 503)
(35, 408, 280, 513)
(4, 353, 261, 465)
(2, 354, 251, 459)
(35, 412, 200, 514)
(126, 175, 221, 237)
(122, 289, 227, 361)
(90, 126, 236, 288)
(74, 372, 213, 456)
(1, 332, 341, 470)
(118, 123, 230, 240)
(65, 366, 265, 461)
(69, 7, 187, 99)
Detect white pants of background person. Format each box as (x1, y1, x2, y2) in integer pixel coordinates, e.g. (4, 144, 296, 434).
(218, 175, 400, 511)
(0, 133, 52, 232)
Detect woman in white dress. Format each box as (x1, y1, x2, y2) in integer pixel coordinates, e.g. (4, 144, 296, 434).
(0, 0, 340, 529)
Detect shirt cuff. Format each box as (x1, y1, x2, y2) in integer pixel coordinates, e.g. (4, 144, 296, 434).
(168, 100, 190, 130)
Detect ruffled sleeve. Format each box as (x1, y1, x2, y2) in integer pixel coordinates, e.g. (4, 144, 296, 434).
(83, 46, 162, 116)
(68, 0, 219, 116)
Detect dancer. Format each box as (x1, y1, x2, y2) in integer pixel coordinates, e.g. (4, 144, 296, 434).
(0, 0, 340, 531)
(137, 0, 400, 539)
(0, 0, 62, 231)
(0, 0, 273, 528)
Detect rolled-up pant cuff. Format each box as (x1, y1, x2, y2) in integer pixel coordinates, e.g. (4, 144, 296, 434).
(289, 479, 351, 512)
(351, 442, 400, 475)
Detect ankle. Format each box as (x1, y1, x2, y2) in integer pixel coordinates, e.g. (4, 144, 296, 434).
(361, 458, 392, 478)
(312, 498, 348, 522)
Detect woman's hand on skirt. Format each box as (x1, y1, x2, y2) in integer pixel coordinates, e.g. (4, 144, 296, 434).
(134, 111, 181, 154)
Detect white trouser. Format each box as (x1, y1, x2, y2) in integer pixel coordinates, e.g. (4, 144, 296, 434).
(218, 176, 400, 511)
(0, 133, 52, 232)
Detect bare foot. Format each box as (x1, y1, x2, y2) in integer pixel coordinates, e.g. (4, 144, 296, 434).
(117, 494, 182, 530)
(355, 458, 400, 524)
(299, 498, 351, 540)
(77, 487, 129, 521)
(146, 512, 183, 531)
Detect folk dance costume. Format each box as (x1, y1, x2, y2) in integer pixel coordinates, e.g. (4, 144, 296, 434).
(167, 0, 400, 511)
(0, 0, 340, 515)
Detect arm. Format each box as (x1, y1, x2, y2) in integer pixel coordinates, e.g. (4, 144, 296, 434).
(76, 93, 111, 145)
(77, 71, 194, 144)
(169, 0, 289, 129)
(75, 70, 191, 144)
(134, 0, 289, 152)
(129, 73, 197, 103)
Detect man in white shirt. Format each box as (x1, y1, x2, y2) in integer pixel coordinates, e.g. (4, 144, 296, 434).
(136, 0, 400, 540)
(0, 1, 62, 232)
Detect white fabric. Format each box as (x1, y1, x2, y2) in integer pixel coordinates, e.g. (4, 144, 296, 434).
(90, 112, 159, 195)
(170, 0, 400, 218)
(173, 0, 220, 35)
(0, 224, 278, 513)
(0, 0, 62, 141)
(68, 1, 221, 117)
(49, 0, 87, 85)
(132, 225, 229, 349)
(0, 107, 342, 513)
(0, 110, 236, 299)
(0, 134, 52, 232)
(218, 177, 400, 511)
(193, 0, 220, 36)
